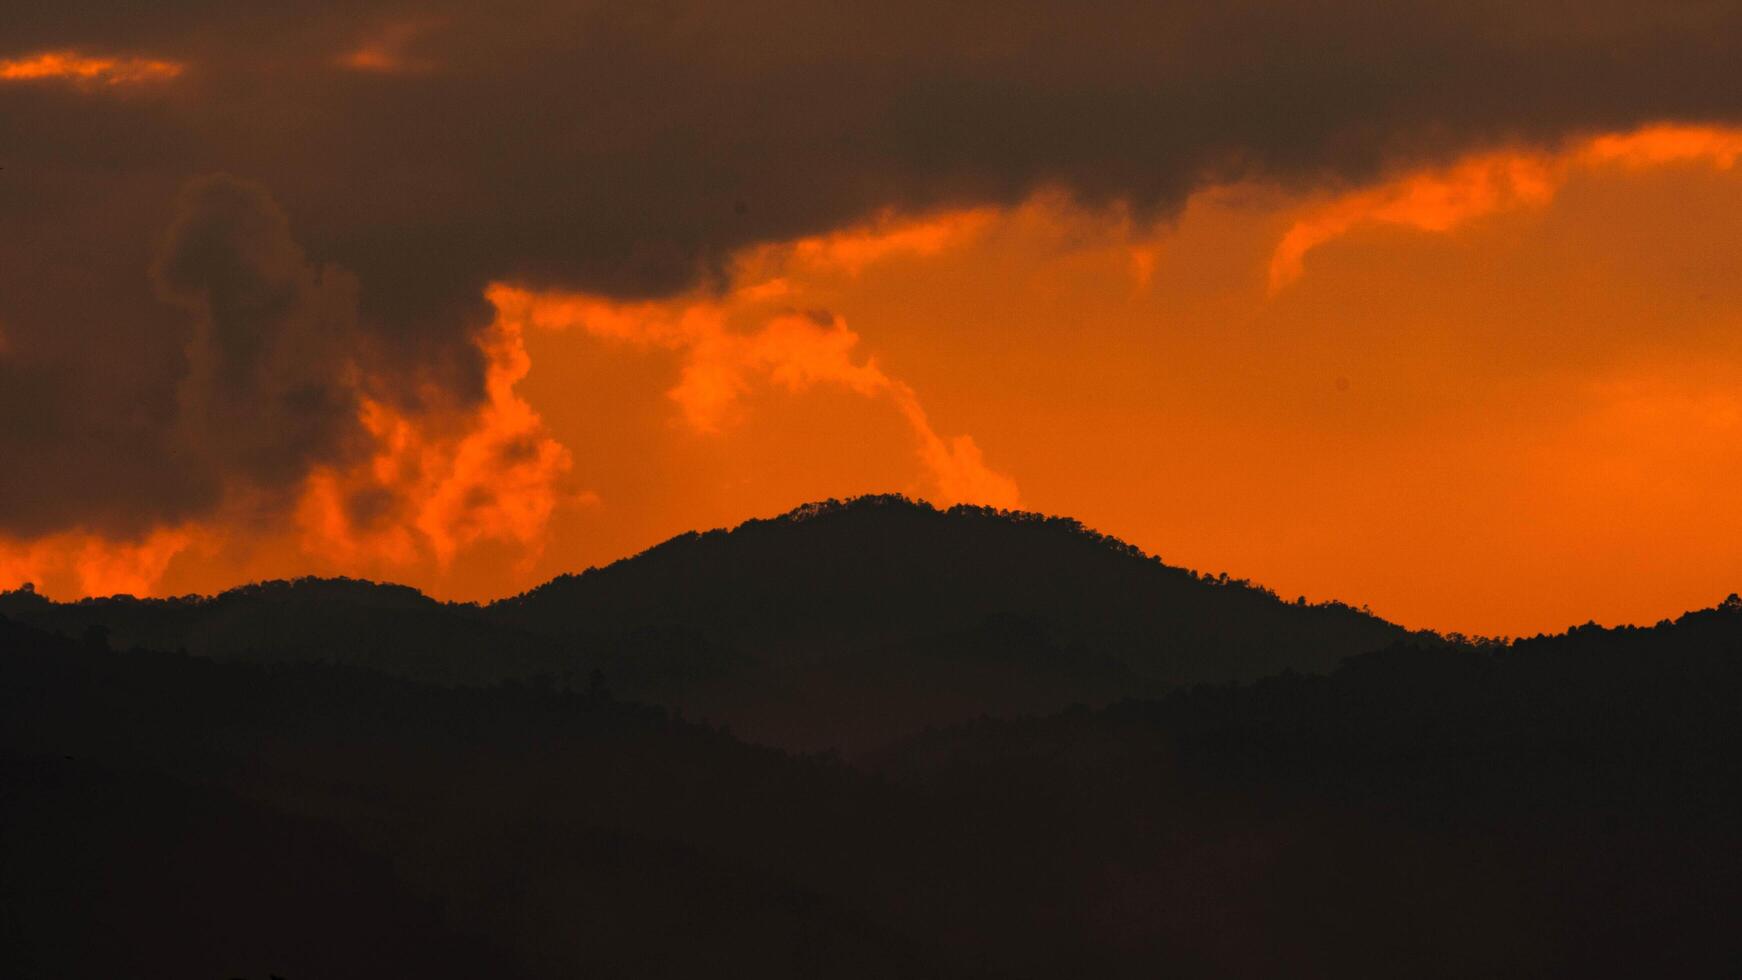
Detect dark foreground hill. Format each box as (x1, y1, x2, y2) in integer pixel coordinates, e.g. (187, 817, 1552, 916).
(0, 576, 572, 687)
(0, 496, 1410, 747)
(0, 617, 934, 980)
(4, 599, 1740, 978)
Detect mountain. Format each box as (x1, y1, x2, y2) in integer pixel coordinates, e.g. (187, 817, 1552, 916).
(0, 576, 571, 686)
(0, 616, 948, 980)
(5, 598, 1739, 977)
(0, 496, 1411, 748)
(853, 601, 1742, 977)
(490, 496, 1412, 745)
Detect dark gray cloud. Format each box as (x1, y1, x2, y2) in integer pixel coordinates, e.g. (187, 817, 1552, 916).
(0, 175, 369, 537)
(154, 175, 369, 511)
(3, 0, 1742, 536)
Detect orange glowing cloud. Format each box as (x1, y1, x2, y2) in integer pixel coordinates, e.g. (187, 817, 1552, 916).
(0, 526, 200, 599)
(14, 117, 1742, 632)
(2, 308, 579, 599)
(1269, 124, 1742, 291)
(1, 209, 1017, 599)
(489, 227, 1022, 511)
(297, 316, 579, 571)
(339, 21, 438, 73)
(780, 208, 999, 275)
(1585, 125, 1742, 170)
(1268, 154, 1559, 291)
(0, 50, 182, 87)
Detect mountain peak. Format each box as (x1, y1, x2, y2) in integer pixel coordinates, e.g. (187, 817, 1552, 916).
(767, 494, 1150, 558)
(1, 497, 1409, 749)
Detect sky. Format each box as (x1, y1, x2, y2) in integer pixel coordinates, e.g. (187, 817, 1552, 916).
(4, 2, 1742, 636)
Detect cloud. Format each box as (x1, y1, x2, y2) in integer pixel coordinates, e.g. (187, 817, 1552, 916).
(782, 210, 998, 276)
(10, 2, 1742, 327)
(1584, 123, 1742, 170)
(4, 1, 1742, 563)
(0, 526, 200, 599)
(295, 313, 578, 571)
(154, 174, 372, 509)
(151, 178, 579, 576)
(339, 19, 441, 74)
(0, 49, 181, 86)
(0, 175, 377, 541)
(0, 174, 580, 595)
(1270, 124, 1742, 290)
(887, 385, 1021, 511)
(489, 220, 1022, 510)
(1268, 154, 1560, 291)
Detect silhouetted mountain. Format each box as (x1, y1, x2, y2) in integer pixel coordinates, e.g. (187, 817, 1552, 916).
(1, 497, 1413, 748)
(0, 576, 572, 686)
(496, 496, 1405, 680)
(3, 755, 525, 980)
(0, 616, 949, 979)
(865, 600, 1742, 976)
(4, 594, 1739, 978)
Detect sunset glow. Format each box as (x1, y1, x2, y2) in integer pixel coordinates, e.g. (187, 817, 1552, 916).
(13, 11, 1742, 973)
(0, 50, 182, 86)
(2, 125, 1740, 636)
(338, 21, 437, 73)
(1271, 124, 1742, 291)
(295, 316, 577, 572)
(6, 6, 1742, 640)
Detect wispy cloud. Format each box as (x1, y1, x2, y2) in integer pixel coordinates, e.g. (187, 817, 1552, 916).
(1270, 124, 1742, 291)
(488, 210, 1021, 510)
(0, 50, 181, 87)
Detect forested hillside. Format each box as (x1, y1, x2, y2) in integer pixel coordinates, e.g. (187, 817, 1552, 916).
(0, 497, 1410, 748)
(5, 594, 1739, 977)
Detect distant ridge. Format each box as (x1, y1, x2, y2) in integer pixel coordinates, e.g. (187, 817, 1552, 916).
(2, 495, 1410, 747)
(6, 563, 1741, 975)
(492, 495, 1404, 672)
(0, 574, 564, 687)
(505, 495, 1192, 599)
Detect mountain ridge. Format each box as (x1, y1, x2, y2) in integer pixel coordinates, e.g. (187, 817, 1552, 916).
(6, 584, 1740, 977)
(1, 495, 1415, 747)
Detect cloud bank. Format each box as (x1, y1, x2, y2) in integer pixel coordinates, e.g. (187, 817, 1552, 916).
(4, 0, 1742, 574)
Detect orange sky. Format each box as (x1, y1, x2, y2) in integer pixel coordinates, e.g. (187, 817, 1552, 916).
(0, 50, 181, 85)
(6, 122, 1742, 637)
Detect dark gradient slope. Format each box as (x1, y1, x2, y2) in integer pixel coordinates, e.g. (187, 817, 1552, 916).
(4, 597, 1740, 978)
(0, 577, 571, 686)
(0, 617, 944, 979)
(1, 497, 1411, 747)
(496, 496, 1405, 667)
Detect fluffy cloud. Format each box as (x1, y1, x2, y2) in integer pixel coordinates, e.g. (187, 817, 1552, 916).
(153, 174, 371, 510)
(1, 173, 577, 591)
